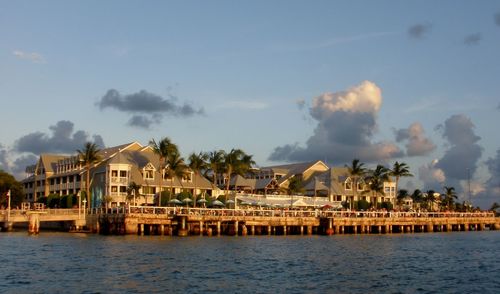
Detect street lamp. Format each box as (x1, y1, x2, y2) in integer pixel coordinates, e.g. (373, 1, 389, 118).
(77, 191, 81, 219)
(82, 198, 87, 215)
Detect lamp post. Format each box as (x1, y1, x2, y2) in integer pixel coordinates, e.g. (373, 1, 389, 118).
(82, 198, 87, 215)
(77, 191, 81, 219)
(7, 189, 11, 222)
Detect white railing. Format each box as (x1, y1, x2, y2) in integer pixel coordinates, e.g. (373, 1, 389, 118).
(95, 206, 495, 219)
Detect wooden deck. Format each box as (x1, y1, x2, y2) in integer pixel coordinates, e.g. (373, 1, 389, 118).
(95, 206, 500, 236)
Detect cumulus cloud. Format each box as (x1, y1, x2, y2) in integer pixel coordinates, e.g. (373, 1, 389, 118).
(419, 159, 446, 190)
(394, 122, 436, 156)
(474, 149, 500, 208)
(269, 81, 403, 164)
(0, 144, 9, 171)
(14, 120, 105, 155)
(464, 33, 481, 46)
(11, 154, 38, 179)
(435, 114, 483, 182)
(97, 89, 204, 129)
(408, 23, 432, 39)
(12, 50, 46, 63)
(495, 12, 500, 26)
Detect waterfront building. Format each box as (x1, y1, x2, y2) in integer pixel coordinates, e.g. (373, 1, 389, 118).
(224, 161, 397, 208)
(22, 142, 220, 208)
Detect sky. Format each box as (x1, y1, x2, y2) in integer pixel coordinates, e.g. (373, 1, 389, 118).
(1, 1, 499, 208)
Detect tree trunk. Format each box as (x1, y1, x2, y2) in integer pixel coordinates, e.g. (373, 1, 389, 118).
(86, 164, 91, 209)
(193, 173, 198, 208)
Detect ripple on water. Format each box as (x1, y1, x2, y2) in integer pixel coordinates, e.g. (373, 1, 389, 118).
(0, 232, 499, 293)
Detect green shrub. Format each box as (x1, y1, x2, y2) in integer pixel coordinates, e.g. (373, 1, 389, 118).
(47, 194, 61, 208)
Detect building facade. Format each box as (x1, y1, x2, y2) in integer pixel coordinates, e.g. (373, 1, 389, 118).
(22, 142, 220, 208)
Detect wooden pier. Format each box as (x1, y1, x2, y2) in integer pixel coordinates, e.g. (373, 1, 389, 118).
(95, 206, 500, 236)
(2, 206, 498, 236)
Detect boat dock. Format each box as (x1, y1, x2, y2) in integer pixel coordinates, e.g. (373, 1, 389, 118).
(95, 206, 500, 236)
(2, 206, 498, 235)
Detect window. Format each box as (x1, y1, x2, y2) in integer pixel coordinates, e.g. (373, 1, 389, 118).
(119, 186, 127, 193)
(183, 173, 192, 182)
(120, 170, 127, 178)
(142, 186, 156, 195)
(345, 179, 352, 190)
(111, 170, 118, 177)
(144, 170, 154, 180)
(111, 186, 118, 192)
(357, 181, 364, 191)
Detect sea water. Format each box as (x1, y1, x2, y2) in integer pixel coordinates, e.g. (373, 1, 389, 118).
(0, 232, 499, 293)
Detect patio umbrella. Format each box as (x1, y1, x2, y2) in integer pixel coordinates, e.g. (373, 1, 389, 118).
(182, 198, 193, 203)
(226, 199, 235, 204)
(168, 199, 182, 205)
(212, 200, 225, 207)
(197, 199, 208, 204)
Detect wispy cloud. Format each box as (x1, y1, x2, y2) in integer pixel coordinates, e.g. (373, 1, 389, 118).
(464, 33, 481, 46)
(408, 23, 432, 39)
(12, 50, 46, 63)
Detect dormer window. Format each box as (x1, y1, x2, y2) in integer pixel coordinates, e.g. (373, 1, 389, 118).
(358, 180, 365, 191)
(144, 170, 154, 180)
(143, 162, 156, 180)
(183, 172, 192, 182)
(345, 178, 352, 190)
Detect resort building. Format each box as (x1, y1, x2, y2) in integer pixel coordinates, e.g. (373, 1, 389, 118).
(22, 142, 220, 208)
(224, 161, 397, 208)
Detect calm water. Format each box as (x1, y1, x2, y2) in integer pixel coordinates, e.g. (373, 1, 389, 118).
(0, 231, 499, 294)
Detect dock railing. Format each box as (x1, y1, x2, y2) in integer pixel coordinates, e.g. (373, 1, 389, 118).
(94, 206, 495, 219)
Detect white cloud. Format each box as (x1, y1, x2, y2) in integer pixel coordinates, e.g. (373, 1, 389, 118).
(395, 122, 436, 156)
(419, 159, 446, 189)
(12, 50, 46, 63)
(269, 80, 403, 163)
(310, 80, 382, 119)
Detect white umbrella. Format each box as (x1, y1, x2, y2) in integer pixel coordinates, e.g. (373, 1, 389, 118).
(182, 198, 193, 203)
(212, 200, 224, 207)
(197, 199, 208, 203)
(226, 199, 235, 204)
(168, 199, 182, 205)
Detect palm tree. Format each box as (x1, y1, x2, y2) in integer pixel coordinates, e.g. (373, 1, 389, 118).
(366, 165, 389, 206)
(222, 149, 254, 199)
(165, 149, 188, 202)
(390, 162, 413, 202)
(397, 189, 410, 206)
(345, 159, 367, 210)
(424, 189, 436, 211)
(442, 186, 458, 211)
(77, 142, 101, 209)
(149, 137, 177, 206)
(411, 189, 423, 209)
(287, 175, 305, 208)
(207, 150, 225, 186)
(127, 181, 142, 205)
(188, 152, 208, 207)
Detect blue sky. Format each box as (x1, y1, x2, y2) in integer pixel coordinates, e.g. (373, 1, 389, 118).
(1, 1, 499, 207)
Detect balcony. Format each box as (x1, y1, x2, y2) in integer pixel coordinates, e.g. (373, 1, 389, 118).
(110, 177, 128, 185)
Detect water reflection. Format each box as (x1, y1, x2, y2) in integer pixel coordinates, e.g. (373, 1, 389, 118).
(0, 232, 499, 293)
